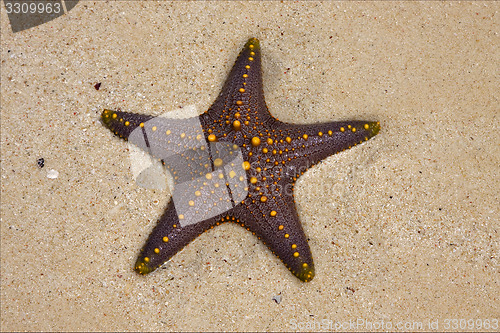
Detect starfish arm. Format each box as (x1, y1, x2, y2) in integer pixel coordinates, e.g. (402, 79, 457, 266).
(233, 185, 315, 282)
(202, 38, 274, 138)
(102, 110, 216, 179)
(277, 120, 380, 174)
(135, 199, 220, 274)
(101, 109, 153, 140)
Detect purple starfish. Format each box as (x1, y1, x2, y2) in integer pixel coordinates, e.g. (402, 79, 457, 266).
(101, 38, 380, 282)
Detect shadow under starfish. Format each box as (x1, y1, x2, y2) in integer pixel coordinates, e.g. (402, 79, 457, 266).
(101, 38, 380, 282)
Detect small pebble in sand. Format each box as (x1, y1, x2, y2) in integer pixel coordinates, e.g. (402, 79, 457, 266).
(94, 82, 101, 90)
(272, 294, 282, 304)
(37, 158, 44, 168)
(47, 169, 59, 179)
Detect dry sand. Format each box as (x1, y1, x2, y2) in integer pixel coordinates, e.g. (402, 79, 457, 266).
(1, 1, 498, 331)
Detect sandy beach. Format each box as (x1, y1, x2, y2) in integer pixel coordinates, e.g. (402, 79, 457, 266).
(1, 1, 498, 331)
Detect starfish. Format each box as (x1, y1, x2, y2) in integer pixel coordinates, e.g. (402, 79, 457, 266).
(101, 38, 380, 282)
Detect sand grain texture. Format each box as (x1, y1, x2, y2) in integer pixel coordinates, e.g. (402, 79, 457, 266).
(1, 2, 498, 332)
